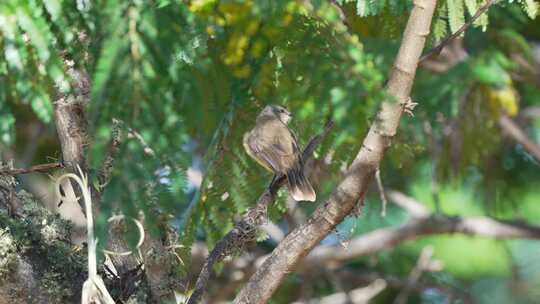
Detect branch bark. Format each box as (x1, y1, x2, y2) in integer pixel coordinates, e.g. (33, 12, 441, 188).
(53, 62, 91, 214)
(0, 163, 63, 175)
(498, 114, 540, 162)
(52, 62, 179, 302)
(232, 1, 438, 303)
(0, 174, 87, 303)
(188, 190, 540, 302)
(300, 191, 540, 267)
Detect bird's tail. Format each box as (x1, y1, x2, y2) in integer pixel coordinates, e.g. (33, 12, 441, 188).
(286, 163, 316, 202)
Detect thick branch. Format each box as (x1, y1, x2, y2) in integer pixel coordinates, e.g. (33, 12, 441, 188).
(233, 2, 438, 303)
(53, 66, 90, 174)
(189, 188, 540, 302)
(187, 121, 334, 304)
(53, 64, 91, 214)
(230, 191, 540, 271)
(0, 175, 87, 303)
(385, 190, 430, 217)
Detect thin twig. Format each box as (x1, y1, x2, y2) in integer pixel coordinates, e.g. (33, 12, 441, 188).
(419, 0, 495, 63)
(97, 119, 123, 188)
(0, 162, 63, 175)
(329, 0, 353, 34)
(423, 120, 441, 212)
(394, 245, 443, 304)
(127, 127, 156, 157)
(187, 120, 334, 304)
(375, 169, 387, 217)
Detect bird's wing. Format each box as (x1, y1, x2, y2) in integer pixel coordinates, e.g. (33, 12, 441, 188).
(249, 120, 299, 174)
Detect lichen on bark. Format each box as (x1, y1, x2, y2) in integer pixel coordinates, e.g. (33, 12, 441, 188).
(0, 183, 87, 303)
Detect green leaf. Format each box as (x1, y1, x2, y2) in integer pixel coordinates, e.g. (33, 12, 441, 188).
(472, 60, 510, 86)
(356, 0, 386, 17)
(0, 111, 15, 145)
(464, 0, 478, 14)
(432, 11, 449, 42)
(16, 8, 50, 62)
(448, 0, 465, 35)
(30, 91, 53, 123)
(521, 0, 539, 18)
(43, 0, 61, 21)
(466, 0, 489, 31)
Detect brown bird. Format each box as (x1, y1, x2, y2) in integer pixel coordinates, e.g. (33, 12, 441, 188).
(243, 105, 316, 202)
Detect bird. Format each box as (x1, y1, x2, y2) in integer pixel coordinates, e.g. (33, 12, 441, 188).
(243, 105, 316, 202)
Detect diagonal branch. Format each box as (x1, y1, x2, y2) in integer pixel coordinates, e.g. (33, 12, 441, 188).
(419, 0, 495, 63)
(498, 114, 540, 162)
(188, 190, 540, 301)
(232, 1, 438, 303)
(212, 192, 538, 279)
(300, 191, 540, 267)
(394, 245, 442, 304)
(329, 0, 353, 34)
(187, 121, 334, 304)
(302, 213, 540, 267)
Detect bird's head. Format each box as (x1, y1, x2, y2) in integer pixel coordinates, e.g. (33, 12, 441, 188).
(258, 105, 292, 124)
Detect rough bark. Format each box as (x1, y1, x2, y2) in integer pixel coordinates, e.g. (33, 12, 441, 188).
(51, 63, 179, 302)
(53, 66, 90, 176)
(232, 1, 438, 303)
(263, 190, 540, 269)
(0, 174, 87, 304)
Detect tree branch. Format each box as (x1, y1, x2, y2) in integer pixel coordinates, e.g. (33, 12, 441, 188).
(302, 213, 540, 267)
(521, 106, 540, 119)
(419, 0, 495, 63)
(187, 121, 334, 304)
(385, 189, 430, 217)
(329, 0, 353, 34)
(232, 1, 438, 303)
(53, 61, 91, 214)
(394, 245, 443, 304)
(97, 119, 123, 188)
(189, 184, 540, 302)
(52, 62, 177, 301)
(0, 162, 63, 175)
(498, 114, 540, 162)
(292, 279, 387, 304)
